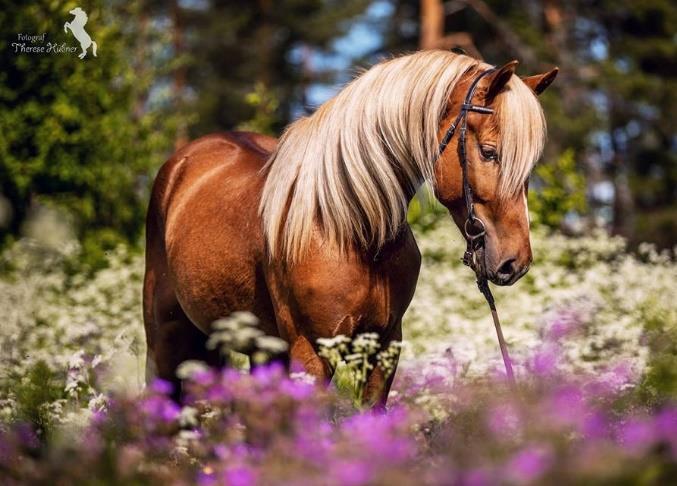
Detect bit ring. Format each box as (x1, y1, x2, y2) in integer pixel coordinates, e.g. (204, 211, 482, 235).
(464, 217, 486, 241)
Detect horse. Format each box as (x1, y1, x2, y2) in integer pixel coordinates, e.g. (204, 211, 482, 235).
(64, 7, 97, 59)
(143, 50, 557, 406)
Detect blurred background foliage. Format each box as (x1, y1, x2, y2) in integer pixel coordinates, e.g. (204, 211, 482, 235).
(528, 148, 587, 229)
(1, 0, 675, 262)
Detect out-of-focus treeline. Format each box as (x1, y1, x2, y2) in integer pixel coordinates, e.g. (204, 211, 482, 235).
(1, 0, 675, 259)
(407, 0, 675, 249)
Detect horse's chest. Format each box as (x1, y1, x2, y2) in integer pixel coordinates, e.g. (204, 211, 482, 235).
(269, 228, 421, 339)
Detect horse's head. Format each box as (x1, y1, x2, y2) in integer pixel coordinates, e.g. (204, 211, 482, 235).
(434, 61, 558, 286)
(69, 7, 87, 23)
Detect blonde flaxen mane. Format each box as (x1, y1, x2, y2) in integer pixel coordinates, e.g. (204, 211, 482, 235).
(260, 50, 546, 262)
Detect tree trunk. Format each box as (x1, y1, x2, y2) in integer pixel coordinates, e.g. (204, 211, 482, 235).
(609, 101, 635, 238)
(420, 0, 444, 49)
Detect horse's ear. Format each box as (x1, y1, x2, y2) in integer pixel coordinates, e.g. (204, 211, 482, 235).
(485, 60, 519, 103)
(522, 67, 559, 95)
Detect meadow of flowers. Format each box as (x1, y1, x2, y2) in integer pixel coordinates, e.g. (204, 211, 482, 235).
(1, 217, 676, 484)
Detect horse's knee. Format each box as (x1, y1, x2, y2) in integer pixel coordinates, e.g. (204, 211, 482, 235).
(289, 335, 331, 382)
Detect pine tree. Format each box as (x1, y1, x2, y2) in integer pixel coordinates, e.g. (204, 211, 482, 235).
(162, 0, 370, 136)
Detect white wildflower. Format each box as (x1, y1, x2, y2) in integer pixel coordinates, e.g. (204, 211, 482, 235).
(176, 360, 209, 380)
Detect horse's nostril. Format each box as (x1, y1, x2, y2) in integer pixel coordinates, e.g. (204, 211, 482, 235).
(496, 258, 517, 278)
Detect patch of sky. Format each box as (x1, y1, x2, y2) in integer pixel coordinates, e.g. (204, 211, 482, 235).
(333, 22, 383, 59)
(592, 181, 614, 204)
(297, 0, 392, 113)
(305, 84, 341, 108)
(625, 120, 641, 139)
(589, 91, 609, 113)
(590, 131, 614, 165)
(147, 80, 174, 109)
(590, 38, 608, 61)
(333, 0, 393, 57)
(636, 103, 659, 120)
(615, 57, 631, 73)
(575, 17, 608, 62)
(179, 0, 209, 10)
(612, 127, 628, 153)
(596, 205, 613, 226)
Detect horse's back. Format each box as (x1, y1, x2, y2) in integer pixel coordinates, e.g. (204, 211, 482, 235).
(147, 131, 277, 334)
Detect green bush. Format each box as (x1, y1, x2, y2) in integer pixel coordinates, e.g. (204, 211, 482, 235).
(528, 148, 587, 229)
(12, 361, 65, 435)
(638, 300, 677, 405)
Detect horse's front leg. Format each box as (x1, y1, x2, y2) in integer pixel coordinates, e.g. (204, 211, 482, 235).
(64, 22, 70, 33)
(289, 334, 332, 382)
(364, 321, 402, 410)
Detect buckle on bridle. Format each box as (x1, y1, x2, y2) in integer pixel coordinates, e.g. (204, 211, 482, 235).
(462, 248, 476, 268)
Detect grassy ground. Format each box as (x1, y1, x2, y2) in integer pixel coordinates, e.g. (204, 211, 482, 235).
(2, 219, 674, 422)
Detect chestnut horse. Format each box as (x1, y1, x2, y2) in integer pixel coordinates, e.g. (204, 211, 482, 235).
(143, 50, 557, 405)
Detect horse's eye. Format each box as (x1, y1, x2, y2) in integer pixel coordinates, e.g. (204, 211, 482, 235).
(480, 145, 498, 161)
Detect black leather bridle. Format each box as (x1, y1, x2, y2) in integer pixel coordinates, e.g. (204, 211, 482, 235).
(437, 67, 515, 383)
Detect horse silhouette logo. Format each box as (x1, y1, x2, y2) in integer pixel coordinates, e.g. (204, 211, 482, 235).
(64, 7, 97, 59)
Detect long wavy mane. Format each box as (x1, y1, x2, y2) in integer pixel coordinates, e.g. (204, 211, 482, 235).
(260, 50, 545, 262)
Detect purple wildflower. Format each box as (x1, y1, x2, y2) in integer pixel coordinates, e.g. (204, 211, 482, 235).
(544, 310, 582, 341)
(546, 385, 588, 429)
(619, 417, 656, 456)
(505, 444, 553, 484)
(460, 467, 494, 486)
(225, 465, 257, 486)
(334, 461, 372, 486)
(141, 395, 180, 423)
(149, 378, 173, 395)
(487, 402, 521, 438)
(530, 344, 560, 376)
(582, 411, 611, 440)
(655, 407, 677, 455)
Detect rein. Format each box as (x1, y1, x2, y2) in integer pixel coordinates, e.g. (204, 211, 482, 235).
(437, 67, 516, 384)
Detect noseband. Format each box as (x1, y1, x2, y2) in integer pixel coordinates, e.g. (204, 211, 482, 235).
(437, 67, 515, 383)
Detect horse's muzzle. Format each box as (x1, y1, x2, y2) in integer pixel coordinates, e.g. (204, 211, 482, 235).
(488, 258, 530, 286)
